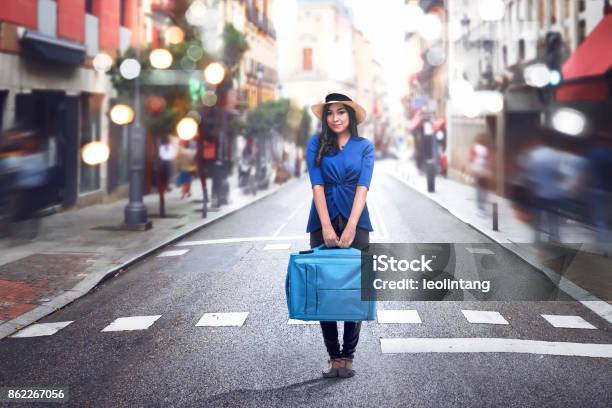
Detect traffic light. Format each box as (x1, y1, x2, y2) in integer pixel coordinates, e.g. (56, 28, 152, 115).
(545, 31, 564, 84)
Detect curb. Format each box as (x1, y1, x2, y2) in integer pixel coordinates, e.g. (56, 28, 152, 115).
(0, 177, 302, 340)
(387, 170, 612, 325)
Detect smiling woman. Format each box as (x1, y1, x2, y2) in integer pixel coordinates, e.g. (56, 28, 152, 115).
(305, 92, 375, 379)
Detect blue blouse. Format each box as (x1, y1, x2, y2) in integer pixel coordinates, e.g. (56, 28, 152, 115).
(305, 133, 375, 233)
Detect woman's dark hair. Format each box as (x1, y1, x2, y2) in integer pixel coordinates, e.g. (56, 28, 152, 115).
(314, 104, 360, 167)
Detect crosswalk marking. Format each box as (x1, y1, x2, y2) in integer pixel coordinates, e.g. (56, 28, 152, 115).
(157, 249, 189, 257)
(462, 310, 509, 325)
(196, 312, 249, 327)
(377, 310, 422, 324)
(9, 321, 73, 338)
(101, 315, 162, 332)
(8, 311, 606, 339)
(264, 243, 291, 250)
(380, 338, 612, 358)
(288, 319, 319, 325)
(541, 314, 597, 329)
(465, 247, 495, 255)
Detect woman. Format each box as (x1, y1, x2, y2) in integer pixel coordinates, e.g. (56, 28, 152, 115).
(306, 93, 375, 378)
(175, 139, 196, 198)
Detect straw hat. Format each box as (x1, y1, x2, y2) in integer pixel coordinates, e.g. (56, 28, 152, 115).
(311, 93, 367, 125)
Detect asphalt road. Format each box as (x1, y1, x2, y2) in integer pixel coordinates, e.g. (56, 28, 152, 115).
(1, 172, 610, 408)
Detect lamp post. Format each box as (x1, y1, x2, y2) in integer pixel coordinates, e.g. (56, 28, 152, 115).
(121, 0, 151, 230)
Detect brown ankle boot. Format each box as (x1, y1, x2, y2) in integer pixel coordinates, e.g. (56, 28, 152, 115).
(338, 358, 355, 378)
(322, 358, 343, 378)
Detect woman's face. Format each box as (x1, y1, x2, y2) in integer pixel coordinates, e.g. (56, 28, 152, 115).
(326, 103, 350, 135)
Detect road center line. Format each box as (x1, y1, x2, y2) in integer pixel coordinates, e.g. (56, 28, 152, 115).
(380, 338, 612, 358)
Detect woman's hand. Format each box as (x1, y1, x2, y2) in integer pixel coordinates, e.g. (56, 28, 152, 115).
(338, 222, 356, 248)
(322, 225, 339, 248)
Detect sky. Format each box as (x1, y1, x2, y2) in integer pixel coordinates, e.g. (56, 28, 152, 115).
(271, 0, 410, 119)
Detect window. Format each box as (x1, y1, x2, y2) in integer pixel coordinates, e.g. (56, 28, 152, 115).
(0, 90, 7, 131)
(502, 45, 508, 67)
(577, 20, 586, 45)
(120, 0, 127, 26)
(538, 0, 545, 26)
(551, 0, 557, 24)
(79, 93, 102, 193)
(518, 39, 525, 60)
(578, 0, 586, 12)
(85, 0, 93, 14)
(303, 47, 312, 71)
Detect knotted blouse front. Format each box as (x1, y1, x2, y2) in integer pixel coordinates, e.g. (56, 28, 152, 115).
(305, 133, 374, 233)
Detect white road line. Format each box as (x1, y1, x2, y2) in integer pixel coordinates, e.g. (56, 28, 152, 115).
(9, 321, 73, 338)
(101, 315, 161, 332)
(176, 235, 309, 246)
(370, 199, 389, 240)
(263, 243, 291, 250)
(462, 310, 509, 325)
(288, 319, 320, 325)
(286, 201, 307, 222)
(380, 338, 612, 358)
(377, 310, 422, 324)
(157, 249, 189, 257)
(541, 314, 597, 330)
(272, 223, 287, 237)
(196, 312, 249, 327)
(465, 247, 495, 255)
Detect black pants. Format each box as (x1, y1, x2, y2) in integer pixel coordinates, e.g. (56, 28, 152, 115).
(309, 214, 370, 359)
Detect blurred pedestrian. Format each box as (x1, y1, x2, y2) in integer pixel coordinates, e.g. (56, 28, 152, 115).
(176, 139, 196, 199)
(518, 139, 564, 244)
(307, 93, 374, 378)
(469, 133, 494, 216)
(586, 131, 612, 249)
(157, 136, 177, 193)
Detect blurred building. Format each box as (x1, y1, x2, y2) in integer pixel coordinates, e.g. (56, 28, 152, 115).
(447, 0, 610, 194)
(0, 0, 149, 210)
(276, 0, 384, 140)
(199, 0, 278, 110)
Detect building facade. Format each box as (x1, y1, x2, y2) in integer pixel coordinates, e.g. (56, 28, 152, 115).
(276, 0, 382, 139)
(446, 0, 608, 193)
(0, 0, 153, 209)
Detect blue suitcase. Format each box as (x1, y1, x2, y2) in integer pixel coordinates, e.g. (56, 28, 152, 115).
(285, 244, 376, 321)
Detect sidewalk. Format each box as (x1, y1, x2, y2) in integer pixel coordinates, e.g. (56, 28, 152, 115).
(380, 159, 612, 323)
(0, 171, 300, 339)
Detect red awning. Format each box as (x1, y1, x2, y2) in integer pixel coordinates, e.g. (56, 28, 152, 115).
(562, 13, 612, 80)
(556, 12, 612, 102)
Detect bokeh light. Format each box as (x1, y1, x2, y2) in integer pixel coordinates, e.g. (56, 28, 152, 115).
(524, 63, 551, 88)
(204, 62, 225, 85)
(149, 49, 173, 69)
(479, 0, 505, 21)
(81, 141, 110, 165)
(552, 108, 586, 136)
(110, 104, 135, 125)
(93, 53, 113, 73)
(177, 116, 199, 140)
(165, 26, 185, 45)
(418, 14, 442, 41)
(202, 91, 218, 107)
(119, 58, 141, 80)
